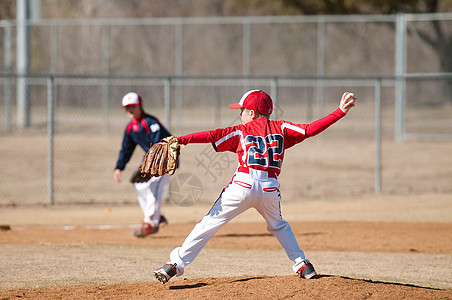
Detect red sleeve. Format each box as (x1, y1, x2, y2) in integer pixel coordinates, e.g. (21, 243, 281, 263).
(305, 108, 345, 137)
(178, 125, 243, 152)
(178, 131, 212, 145)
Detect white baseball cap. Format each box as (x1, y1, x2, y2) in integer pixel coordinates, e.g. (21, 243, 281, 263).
(121, 92, 142, 107)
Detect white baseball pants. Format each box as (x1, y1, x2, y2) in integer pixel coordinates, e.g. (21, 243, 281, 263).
(133, 174, 169, 227)
(169, 169, 307, 276)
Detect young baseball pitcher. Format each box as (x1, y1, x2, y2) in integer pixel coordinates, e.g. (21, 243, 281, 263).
(114, 92, 172, 238)
(154, 90, 356, 283)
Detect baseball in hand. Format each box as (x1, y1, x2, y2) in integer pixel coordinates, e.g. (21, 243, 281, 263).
(340, 92, 356, 113)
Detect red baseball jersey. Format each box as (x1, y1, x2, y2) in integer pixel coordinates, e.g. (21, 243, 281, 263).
(178, 108, 345, 176)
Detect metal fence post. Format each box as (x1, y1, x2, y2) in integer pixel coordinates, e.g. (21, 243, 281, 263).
(395, 13, 407, 142)
(47, 76, 55, 205)
(175, 22, 184, 134)
(163, 78, 172, 201)
(375, 79, 382, 194)
(4, 20, 12, 132)
(17, 0, 31, 128)
(242, 21, 251, 92)
(316, 17, 325, 119)
(50, 24, 58, 73)
(270, 78, 278, 120)
(175, 21, 184, 75)
(164, 78, 171, 130)
(102, 24, 110, 135)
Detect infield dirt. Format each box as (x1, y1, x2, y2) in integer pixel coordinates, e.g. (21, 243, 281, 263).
(1, 194, 451, 299)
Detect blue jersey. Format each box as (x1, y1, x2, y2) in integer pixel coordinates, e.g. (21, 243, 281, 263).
(115, 113, 171, 170)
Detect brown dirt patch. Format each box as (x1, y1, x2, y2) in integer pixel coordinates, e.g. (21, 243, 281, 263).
(2, 221, 452, 254)
(1, 219, 452, 299)
(2, 276, 451, 300)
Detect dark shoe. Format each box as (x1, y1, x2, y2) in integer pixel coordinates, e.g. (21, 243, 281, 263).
(154, 263, 177, 284)
(159, 215, 168, 227)
(297, 261, 317, 279)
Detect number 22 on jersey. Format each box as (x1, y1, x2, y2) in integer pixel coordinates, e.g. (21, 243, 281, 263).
(245, 134, 283, 169)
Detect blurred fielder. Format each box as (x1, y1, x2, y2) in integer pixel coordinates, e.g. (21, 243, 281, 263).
(114, 92, 172, 238)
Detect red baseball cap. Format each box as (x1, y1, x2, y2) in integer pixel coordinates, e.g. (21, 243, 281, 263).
(229, 90, 273, 115)
(121, 92, 142, 107)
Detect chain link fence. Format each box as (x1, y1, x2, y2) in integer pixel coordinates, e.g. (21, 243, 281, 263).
(1, 14, 451, 205)
(1, 74, 451, 206)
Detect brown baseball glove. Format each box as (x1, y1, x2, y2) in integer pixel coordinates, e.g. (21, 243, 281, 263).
(140, 136, 180, 177)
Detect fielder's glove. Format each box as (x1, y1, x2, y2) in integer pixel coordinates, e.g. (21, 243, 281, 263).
(130, 169, 152, 183)
(140, 136, 180, 177)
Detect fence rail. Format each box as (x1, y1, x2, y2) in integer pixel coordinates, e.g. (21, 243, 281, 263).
(1, 12, 452, 205)
(1, 73, 451, 205)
